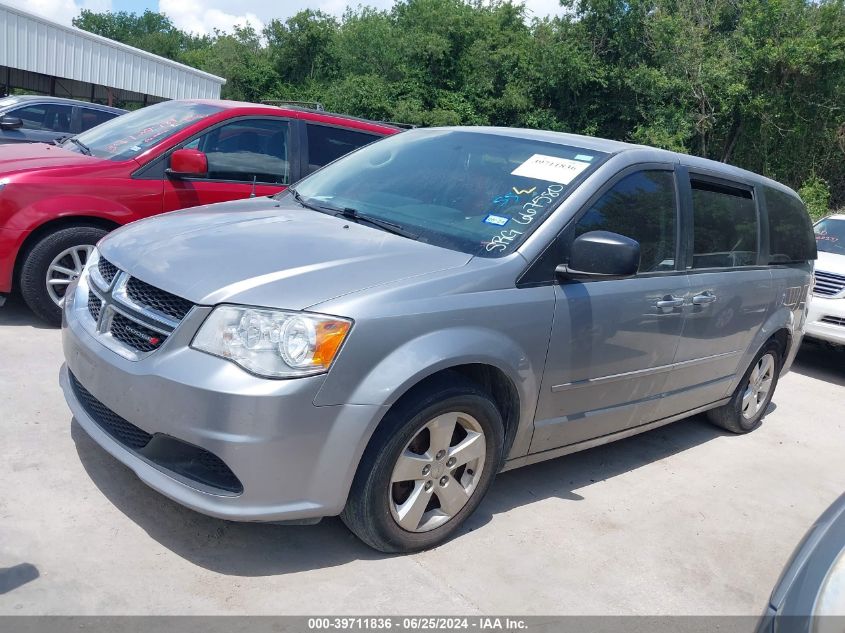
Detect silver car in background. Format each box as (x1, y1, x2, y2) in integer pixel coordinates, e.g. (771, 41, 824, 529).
(60, 127, 817, 552)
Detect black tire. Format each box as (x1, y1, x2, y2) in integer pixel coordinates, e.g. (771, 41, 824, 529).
(19, 226, 107, 326)
(706, 340, 782, 434)
(341, 372, 505, 553)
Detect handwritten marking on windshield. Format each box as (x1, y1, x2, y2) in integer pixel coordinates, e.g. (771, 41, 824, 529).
(514, 183, 565, 226)
(484, 229, 523, 252)
(512, 186, 536, 195)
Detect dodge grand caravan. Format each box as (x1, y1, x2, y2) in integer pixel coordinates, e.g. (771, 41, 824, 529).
(60, 127, 817, 552)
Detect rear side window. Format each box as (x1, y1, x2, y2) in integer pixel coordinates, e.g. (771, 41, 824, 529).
(572, 170, 677, 272)
(691, 179, 758, 268)
(306, 124, 381, 173)
(765, 186, 817, 262)
(80, 108, 119, 132)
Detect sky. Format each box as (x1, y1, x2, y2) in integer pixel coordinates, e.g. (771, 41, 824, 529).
(3, 0, 567, 36)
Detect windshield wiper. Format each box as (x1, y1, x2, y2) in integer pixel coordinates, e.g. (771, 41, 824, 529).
(289, 188, 418, 240)
(333, 207, 419, 240)
(68, 137, 92, 155)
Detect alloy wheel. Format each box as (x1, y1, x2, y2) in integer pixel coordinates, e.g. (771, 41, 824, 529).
(741, 353, 776, 420)
(45, 244, 93, 307)
(389, 411, 487, 533)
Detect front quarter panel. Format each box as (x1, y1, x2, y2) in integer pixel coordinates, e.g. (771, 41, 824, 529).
(312, 259, 556, 461)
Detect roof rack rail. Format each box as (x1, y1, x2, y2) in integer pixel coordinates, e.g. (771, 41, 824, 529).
(261, 100, 325, 111)
(380, 121, 417, 129)
(261, 100, 416, 130)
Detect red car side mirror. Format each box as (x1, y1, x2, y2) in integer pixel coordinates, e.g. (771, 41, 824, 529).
(167, 149, 208, 178)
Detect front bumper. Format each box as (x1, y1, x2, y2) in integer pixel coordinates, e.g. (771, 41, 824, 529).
(805, 294, 845, 345)
(61, 290, 385, 522)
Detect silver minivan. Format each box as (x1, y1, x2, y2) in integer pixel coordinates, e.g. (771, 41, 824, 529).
(60, 127, 817, 552)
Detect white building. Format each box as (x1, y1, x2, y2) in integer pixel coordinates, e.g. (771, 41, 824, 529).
(0, 2, 225, 105)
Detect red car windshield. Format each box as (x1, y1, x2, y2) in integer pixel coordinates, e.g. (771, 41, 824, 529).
(62, 101, 223, 161)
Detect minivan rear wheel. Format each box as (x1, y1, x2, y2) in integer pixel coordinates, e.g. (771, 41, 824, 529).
(19, 226, 107, 326)
(341, 373, 504, 553)
(706, 341, 782, 434)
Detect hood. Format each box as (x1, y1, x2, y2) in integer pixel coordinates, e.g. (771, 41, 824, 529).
(815, 250, 845, 275)
(0, 142, 105, 174)
(99, 197, 472, 310)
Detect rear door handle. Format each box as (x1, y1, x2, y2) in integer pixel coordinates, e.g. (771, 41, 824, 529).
(692, 292, 717, 305)
(656, 296, 685, 309)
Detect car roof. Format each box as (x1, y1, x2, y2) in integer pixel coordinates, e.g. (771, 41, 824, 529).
(178, 99, 402, 134)
(428, 126, 799, 196)
(819, 214, 845, 222)
(0, 95, 126, 113)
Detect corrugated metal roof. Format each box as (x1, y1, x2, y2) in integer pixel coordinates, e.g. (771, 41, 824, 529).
(0, 3, 226, 100)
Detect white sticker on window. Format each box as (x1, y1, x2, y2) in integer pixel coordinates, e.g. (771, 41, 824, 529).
(511, 154, 590, 185)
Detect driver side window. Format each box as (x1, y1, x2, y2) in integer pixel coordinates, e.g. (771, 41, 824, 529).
(571, 170, 678, 273)
(184, 119, 290, 184)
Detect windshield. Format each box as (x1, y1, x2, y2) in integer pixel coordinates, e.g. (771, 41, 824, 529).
(815, 218, 845, 255)
(62, 101, 223, 161)
(290, 129, 607, 257)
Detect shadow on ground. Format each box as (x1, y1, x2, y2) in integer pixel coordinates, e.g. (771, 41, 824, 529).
(72, 412, 728, 576)
(0, 563, 39, 595)
(0, 295, 53, 330)
(791, 340, 845, 387)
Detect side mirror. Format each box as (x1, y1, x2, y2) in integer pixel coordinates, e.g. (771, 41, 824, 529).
(556, 230, 640, 280)
(167, 148, 208, 178)
(0, 116, 23, 130)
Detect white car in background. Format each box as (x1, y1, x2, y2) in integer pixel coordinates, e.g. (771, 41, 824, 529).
(807, 214, 845, 345)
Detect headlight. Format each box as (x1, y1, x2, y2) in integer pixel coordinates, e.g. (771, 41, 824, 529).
(0, 177, 9, 192)
(191, 305, 352, 378)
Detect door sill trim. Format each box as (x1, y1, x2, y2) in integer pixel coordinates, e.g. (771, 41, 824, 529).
(501, 397, 731, 472)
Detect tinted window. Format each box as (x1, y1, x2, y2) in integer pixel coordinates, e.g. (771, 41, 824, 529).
(80, 108, 119, 132)
(306, 124, 380, 173)
(11, 104, 72, 133)
(187, 119, 289, 184)
(571, 170, 677, 272)
(763, 186, 817, 262)
(691, 180, 758, 268)
(814, 218, 845, 255)
(292, 129, 607, 257)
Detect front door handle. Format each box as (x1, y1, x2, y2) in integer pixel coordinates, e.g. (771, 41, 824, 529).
(692, 292, 717, 305)
(656, 296, 685, 310)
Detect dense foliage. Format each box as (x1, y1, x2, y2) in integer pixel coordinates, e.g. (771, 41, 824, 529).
(73, 0, 845, 214)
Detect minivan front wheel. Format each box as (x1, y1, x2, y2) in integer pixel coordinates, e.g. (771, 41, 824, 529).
(342, 374, 504, 553)
(19, 226, 107, 326)
(707, 341, 782, 434)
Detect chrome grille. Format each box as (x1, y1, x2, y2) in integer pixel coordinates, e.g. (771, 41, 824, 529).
(820, 316, 845, 327)
(813, 270, 845, 297)
(97, 257, 119, 285)
(126, 277, 193, 321)
(83, 260, 195, 358)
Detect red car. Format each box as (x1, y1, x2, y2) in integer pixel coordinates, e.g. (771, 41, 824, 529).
(0, 99, 400, 324)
